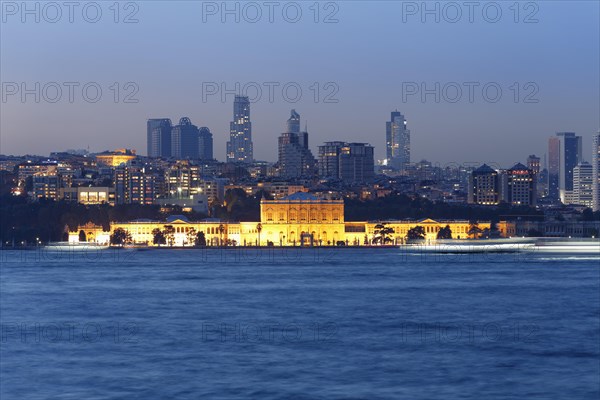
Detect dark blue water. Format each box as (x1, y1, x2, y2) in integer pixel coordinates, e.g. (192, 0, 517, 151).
(1, 248, 599, 399)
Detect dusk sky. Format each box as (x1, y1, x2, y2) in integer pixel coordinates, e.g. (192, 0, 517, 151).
(1, 1, 598, 166)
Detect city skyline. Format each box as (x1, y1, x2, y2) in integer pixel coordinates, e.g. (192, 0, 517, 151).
(4, 105, 600, 173)
(1, 2, 598, 164)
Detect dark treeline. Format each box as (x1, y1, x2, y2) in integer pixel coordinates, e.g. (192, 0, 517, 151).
(0, 194, 205, 244)
(344, 194, 546, 222)
(211, 188, 270, 222)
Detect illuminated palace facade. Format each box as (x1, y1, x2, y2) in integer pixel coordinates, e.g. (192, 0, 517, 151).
(69, 193, 491, 246)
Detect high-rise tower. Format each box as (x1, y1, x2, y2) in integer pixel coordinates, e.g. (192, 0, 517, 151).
(171, 117, 200, 159)
(386, 111, 410, 171)
(556, 132, 583, 203)
(278, 110, 316, 178)
(198, 127, 213, 160)
(147, 118, 172, 158)
(226, 95, 253, 163)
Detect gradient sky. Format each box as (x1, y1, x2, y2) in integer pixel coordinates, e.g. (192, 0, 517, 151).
(1, 1, 598, 167)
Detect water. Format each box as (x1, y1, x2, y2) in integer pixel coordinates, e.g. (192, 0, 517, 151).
(1, 248, 599, 399)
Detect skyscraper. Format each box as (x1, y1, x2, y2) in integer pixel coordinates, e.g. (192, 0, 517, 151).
(385, 111, 410, 171)
(227, 95, 253, 163)
(198, 127, 214, 160)
(547, 136, 560, 200)
(593, 132, 600, 211)
(556, 132, 583, 203)
(147, 118, 172, 158)
(278, 110, 316, 178)
(171, 117, 200, 159)
(287, 109, 300, 134)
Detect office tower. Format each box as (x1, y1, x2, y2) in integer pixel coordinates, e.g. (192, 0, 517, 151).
(339, 143, 375, 184)
(287, 109, 300, 134)
(115, 160, 158, 205)
(527, 154, 544, 199)
(555, 132, 583, 203)
(547, 136, 560, 200)
(468, 164, 499, 205)
(318, 141, 344, 180)
(278, 110, 316, 178)
(171, 117, 200, 159)
(198, 127, 214, 160)
(385, 111, 410, 170)
(593, 133, 600, 211)
(318, 142, 375, 184)
(227, 95, 253, 163)
(572, 162, 594, 208)
(501, 163, 536, 206)
(147, 118, 172, 158)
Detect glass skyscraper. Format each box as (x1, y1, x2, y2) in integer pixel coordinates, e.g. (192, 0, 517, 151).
(385, 111, 410, 171)
(547, 136, 560, 200)
(556, 132, 583, 203)
(227, 96, 253, 163)
(171, 117, 200, 160)
(147, 118, 172, 158)
(198, 127, 213, 161)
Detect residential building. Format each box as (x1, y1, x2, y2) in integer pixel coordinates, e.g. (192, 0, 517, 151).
(572, 162, 594, 208)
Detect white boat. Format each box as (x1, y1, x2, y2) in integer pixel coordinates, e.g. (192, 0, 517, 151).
(43, 242, 110, 251)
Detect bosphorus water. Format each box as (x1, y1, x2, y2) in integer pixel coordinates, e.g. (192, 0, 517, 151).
(1, 247, 599, 399)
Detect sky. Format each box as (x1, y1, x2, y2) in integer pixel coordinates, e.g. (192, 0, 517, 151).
(1, 1, 599, 167)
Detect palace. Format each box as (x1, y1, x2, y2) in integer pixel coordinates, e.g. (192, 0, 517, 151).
(69, 193, 491, 246)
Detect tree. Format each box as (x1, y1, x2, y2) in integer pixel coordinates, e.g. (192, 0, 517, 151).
(436, 225, 452, 240)
(163, 225, 175, 246)
(373, 223, 395, 244)
(406, 226, 426, 241)
(110, 228, 132, 246)
(78, 230, 86, 242)
(152, 228, 166, 246)
(256, 223, 262, 246)
(218, 224, 225, 246)
(196, 231, 207, 247)
(468, 222, 483, 239)
(186, 228, 197, 246)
